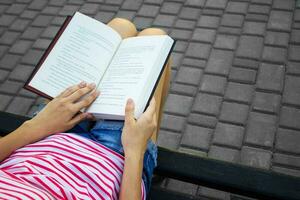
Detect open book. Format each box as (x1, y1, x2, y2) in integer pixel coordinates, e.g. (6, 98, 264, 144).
(24, 12, 175, 120)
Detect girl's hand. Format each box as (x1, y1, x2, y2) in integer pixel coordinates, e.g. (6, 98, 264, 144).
(121, 98, 157, 157)
(28, 82, 100, 137)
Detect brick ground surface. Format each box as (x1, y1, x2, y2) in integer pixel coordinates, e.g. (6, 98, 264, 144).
(0, 0, 300, 199)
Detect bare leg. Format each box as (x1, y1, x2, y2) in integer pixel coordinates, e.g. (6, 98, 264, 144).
(137, 28, 171, 143)
(107, 18, 137, 39)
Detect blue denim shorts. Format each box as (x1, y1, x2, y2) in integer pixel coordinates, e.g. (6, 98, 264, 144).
(32, 104, 157, 195)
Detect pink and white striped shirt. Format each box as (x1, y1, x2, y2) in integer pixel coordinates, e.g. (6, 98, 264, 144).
(0, 133, 146, 200)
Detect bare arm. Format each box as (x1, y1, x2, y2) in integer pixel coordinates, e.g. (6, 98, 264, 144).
(0, 82, 99, 163)
(119, 99, 157, 200)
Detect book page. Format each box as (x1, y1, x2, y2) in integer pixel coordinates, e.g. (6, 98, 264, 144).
(29, 12, 121, 98)
(87, 35, 173, 118)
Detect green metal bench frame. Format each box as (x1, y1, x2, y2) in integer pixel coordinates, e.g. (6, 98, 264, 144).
(0, 111, 299, 200)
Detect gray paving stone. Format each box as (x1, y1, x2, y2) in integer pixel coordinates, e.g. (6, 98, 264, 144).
(33, 38, 51, 49)
(287, 61, 300, 75)
(160, 2, 182, 14)
(186, 42, 211, 59)
(175, 67, 203, 85)
(245, 112, 276, 148)
(262, 46, 287, 64)
(137, 4, 160, 17)
(205, 49, 234, 75)
(115, 11, 135, 21)
(32, 15, 53, 27)
(229, 67, 256, 84)
(6, 96, 35, 115)
(233, 58, 259, 70)
(21, 49, 44, 65)
(21, 27, 44, 40)
(185, 0, 206, 7)
(209, 145, 240, 163)
(283, 76, 300, 107)
(279, 106, 300, 130)
(272, 166, 300, 178)
(41, 26, 60, 39)
(256, 63, 285, 93)
(182, 57, 206, 68)
(265, 31, 290, 47)
(171, 52, 184, 69)
(121, 0, 143, 10)
(273, 153, 300, 169)
(173, 40, 188, 52)
(171, 82, 198, 97)
(291, 29, 300, 44)
(236, 36, 263, 59)
(226, 1, 248, 14)
(179, 7, 201, 20)
(9, 40, 33, 54)
(200, 187, 231, 200)
(144, 0, 163, 5)
(191, 28, 216, 43)
(246, 13, 268, 22)
(240, 146, 272, 169)
(20, 10, 39, 19)
(157, 130, 181, 150)
(0, 31, 20, 45)
(41, 6, 61, 15)
(175, 19, 196, 30)
(214, 34, 238, 50)
(252, 0, 272, 6)
(133, 17, 153, 30)
(218, 26, 241, 35)
(288, 45, 300, 61)
(0, 54, 21, 70)
(243, 22, 266, 36)
(9, 64, 33, 82)
(79, 3, 100, 15)
(0, 70, 9, 83)
(188, 113, 217, 128)
(224, 82, 254, 104)
(161, 113, 186, 133)
(276, 128, 300, 154)
(200, 74, 227, 95)
(59, 5, 80, 16)
(95, 11, 117, 23)
(166, 179, 198, 196)
(268, 10, 292, 31)
(197, 15, 220, 28)
(5, 3, 27, 14)
(181, 124, 212, 150)
(153, 14, 176, 27)
(0, 81, 23, 94)
(219, 102, 249, 125)
(0, 94, 12, 111)
(253, 92, 281, 114)
(273, 0, 295, 11)
(28, 0, 48, 10)
(221, 14, 244, 27)
(192, 93, 222, 116)
(248, 4, 270, 14)
(170, 29, 192, 40)
(213, 122, 244, 148)
(165, 94, 193, 116)
(9, 19, 31, 32)
(205, 0, 228, 9)
(0, 46, 8, 59)
(0, 15, 16, 26)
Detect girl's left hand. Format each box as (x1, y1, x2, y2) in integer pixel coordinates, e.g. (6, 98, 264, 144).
(28, 82, 100, 137)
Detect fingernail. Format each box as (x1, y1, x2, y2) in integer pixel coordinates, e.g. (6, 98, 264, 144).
(127, 98, 133, 105)
(79, 81, 86, 87)
(96, 90, 100, 96)
(90, 83, 96, 88)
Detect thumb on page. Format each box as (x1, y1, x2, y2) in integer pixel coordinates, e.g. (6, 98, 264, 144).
(125, 98, 135, 125)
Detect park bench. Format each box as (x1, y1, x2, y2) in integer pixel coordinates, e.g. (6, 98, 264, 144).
(0, 111, 299, 200)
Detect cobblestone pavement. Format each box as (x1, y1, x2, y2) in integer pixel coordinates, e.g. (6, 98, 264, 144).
(0, 0, 300, 199)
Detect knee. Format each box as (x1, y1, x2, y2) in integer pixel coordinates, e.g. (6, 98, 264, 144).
(138, 28, 167, 36)
(107, 18, 137, 38)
